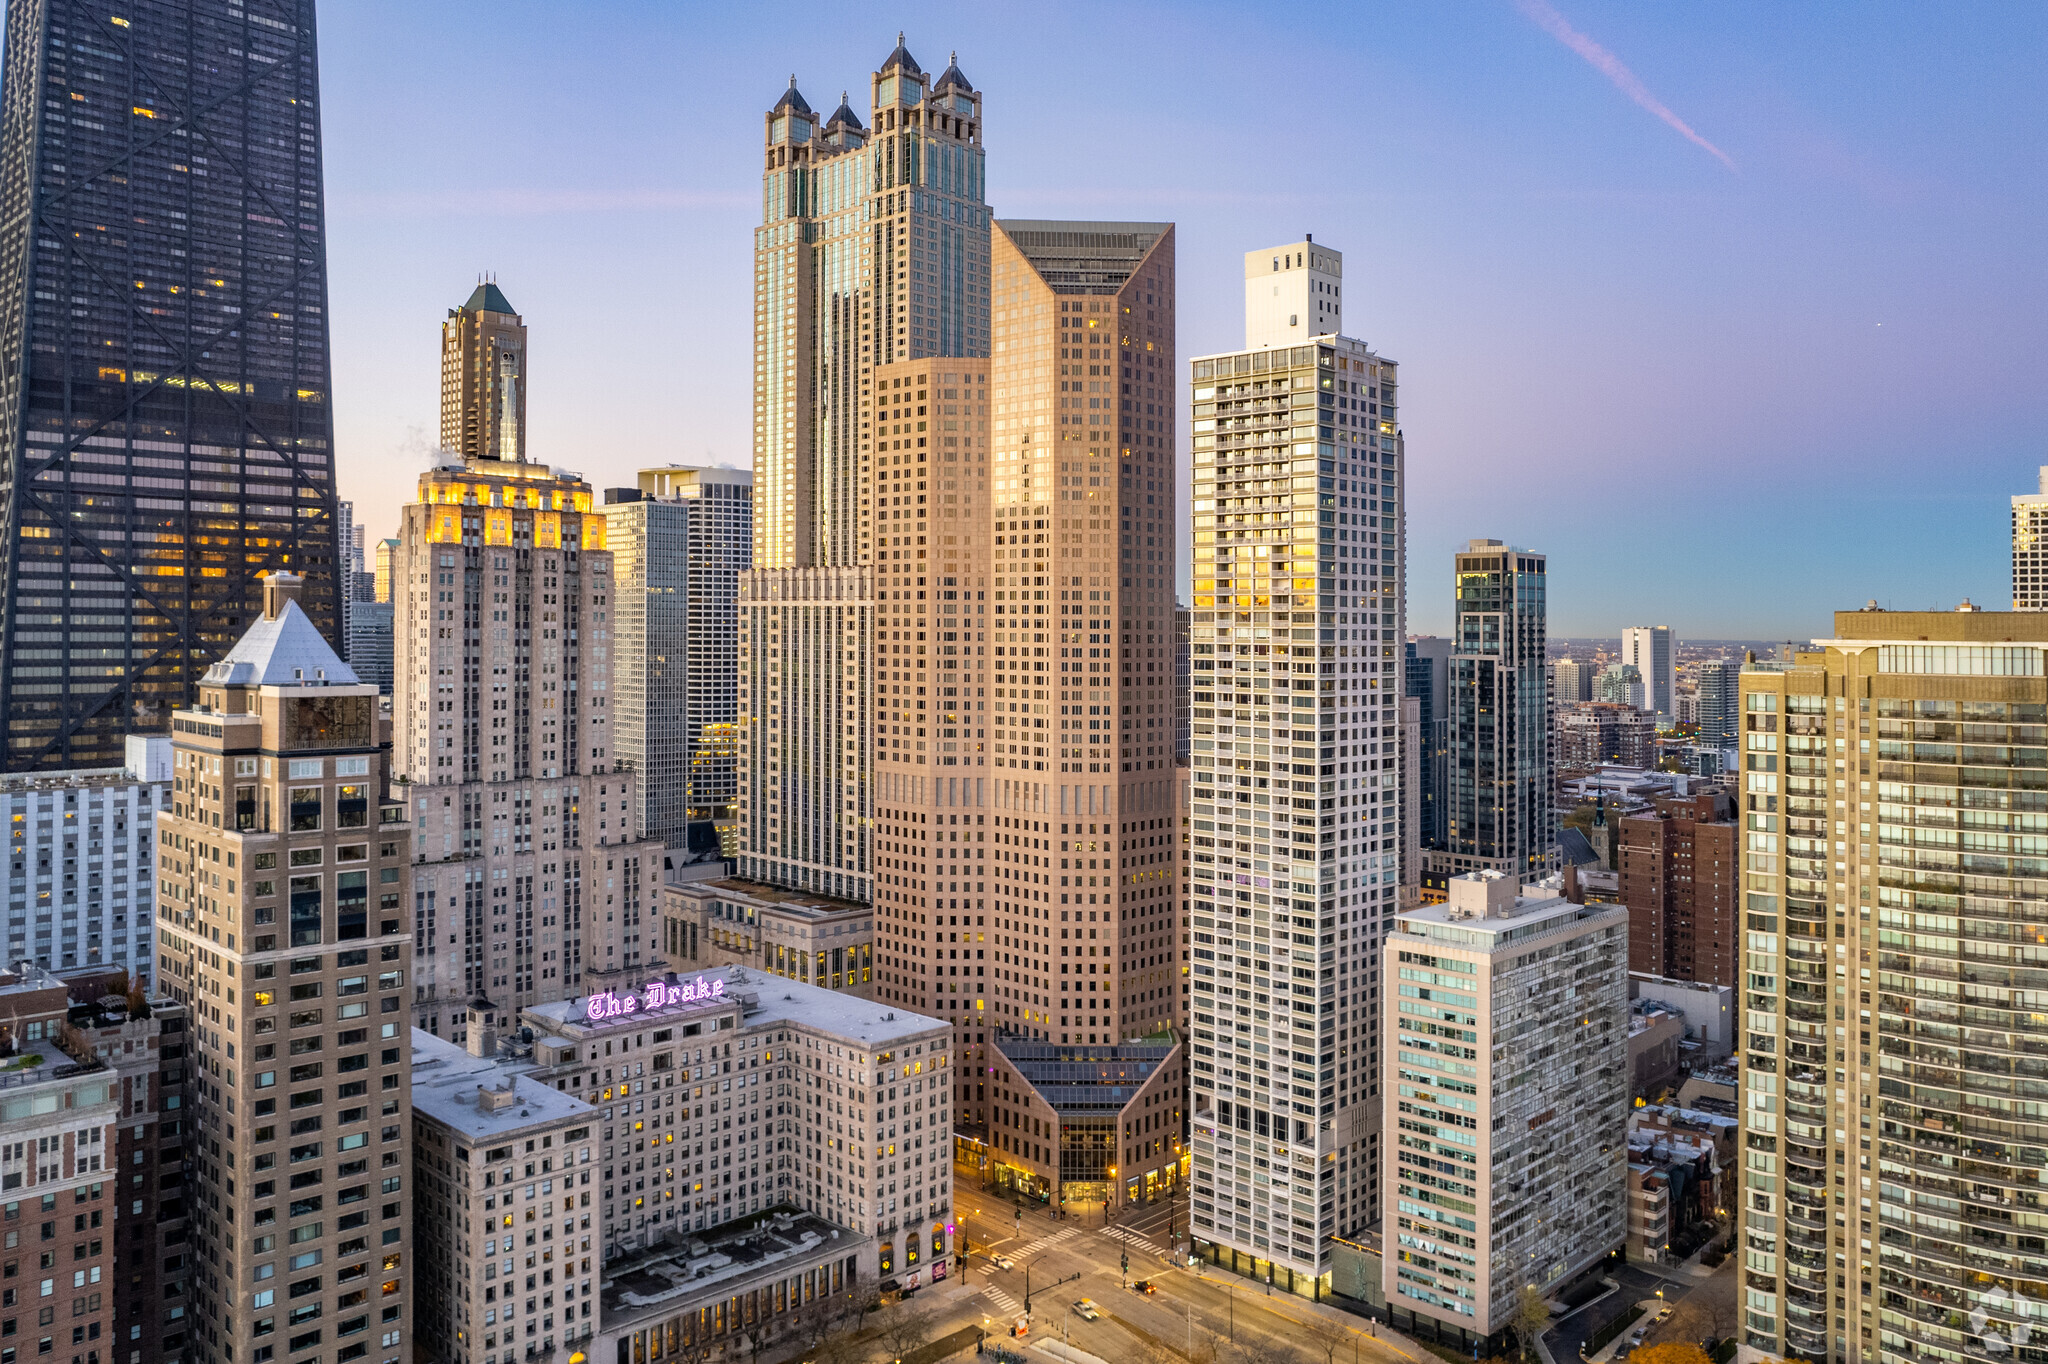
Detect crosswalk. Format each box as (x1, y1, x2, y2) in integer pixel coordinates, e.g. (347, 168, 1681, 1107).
(1101, 1224, 1159, 1248)
(980, 1285, 1023, 1315)
(1012, 1226, 1080, 1257)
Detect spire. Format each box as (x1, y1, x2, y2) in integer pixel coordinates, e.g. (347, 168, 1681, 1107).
(880, 32, 922, 77)
(771, 74, 812, 115)
(826, 90, 865, 133)
(935, 50, 972, 93)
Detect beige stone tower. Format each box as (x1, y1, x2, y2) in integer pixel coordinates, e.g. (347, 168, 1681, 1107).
(158, 571, 415, 1364)
(441, 281, 527, 462)
(391, 459, 664, 1039)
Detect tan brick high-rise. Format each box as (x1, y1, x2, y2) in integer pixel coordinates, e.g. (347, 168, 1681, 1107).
(156, 572, 413, 1364)
(441, 282, 527, 463)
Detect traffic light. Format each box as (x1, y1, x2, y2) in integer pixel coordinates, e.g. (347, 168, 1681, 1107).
(1120, 1251, 1129, 1274)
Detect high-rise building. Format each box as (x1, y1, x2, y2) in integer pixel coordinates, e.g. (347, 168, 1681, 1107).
(0, 0, 342, 771)
(1187, 235, 1401, 1289)
(1380, 871, 1628, 1353)
(1242, 238, 1345, 349)
(601, 467, 753, 858)
(1694, 656, 1739, 748)
(1616, 788, 1737, 986)
(1176, 602, 1192, 760)
(346, 597, 394, 692)
(751, 42, 988, 573)
(1551, 656, 1593, 703)
(156, 572, 413, 1364)
(375, 537, 401, 604)
(1554, 701, 1658, 769)
(1406, 636, 1452, 851)
(740, 40, 990, 902)
(1736, 606, 2048, 1363)
(441, 282, 527, 463)
(391, 454, 665, 1034)
(1599, 660, 1646, 708)
(2014, 465, 2048, 610)
(0, 734, 167, 978)
(338, 498, 374, 661)
(1433, 541, 1553, 886)
(1621, 625, 1675, 725)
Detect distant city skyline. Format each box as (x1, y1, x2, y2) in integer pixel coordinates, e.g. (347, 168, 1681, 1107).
(317, 3, 2046, 639)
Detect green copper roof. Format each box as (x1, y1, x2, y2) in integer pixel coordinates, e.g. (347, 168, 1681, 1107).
(461, 281, 517, 316)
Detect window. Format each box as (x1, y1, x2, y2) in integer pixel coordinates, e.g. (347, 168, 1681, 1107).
(290, 878, 322, 948)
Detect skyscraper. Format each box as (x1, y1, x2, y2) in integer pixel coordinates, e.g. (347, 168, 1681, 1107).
(600, 466, 753, 858)
(2015, 465, 2048, 610)
(1406, 635, 1452, 851)
(0, 0, 342, 771)
(392, 301, 663, 1036)
(374, 536, 400, 603)
(1621, 624, 1675, 724)
(1432, 540, 1553, 886)
(1188, 236, 1402, 1286)
(156, 572, 413, 1364)
(1694, 656, 1739, 748)
(1736, 607, 2048, 1363)
(441, 281, 527, 463)
(1598, 660, 1645, 707)
(740, 39, 990, 899)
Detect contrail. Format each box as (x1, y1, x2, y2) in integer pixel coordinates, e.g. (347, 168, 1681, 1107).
(1511, 0, 1737, 172)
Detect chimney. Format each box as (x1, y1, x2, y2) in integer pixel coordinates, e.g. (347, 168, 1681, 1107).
(262, 571, 304, 620)
(465, 993, 499, 1059)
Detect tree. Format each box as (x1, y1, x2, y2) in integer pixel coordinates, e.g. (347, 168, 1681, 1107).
(1512, 1286, 1551, 1363)
(1304, 1317, 1352, 1364)
(881, 1306, 935, 1364)
(1625, 1345, 1713, 1364)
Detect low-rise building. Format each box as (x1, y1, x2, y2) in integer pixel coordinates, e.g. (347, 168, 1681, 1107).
(659, 878, 874, 998)
(1625, 1102, 1733, 1265)
(1628, 973, 1736, 1062)
(0, 735, 168, 981)
(1627, 998, 1686, 1099)
(976, 1030, 1187, 1211)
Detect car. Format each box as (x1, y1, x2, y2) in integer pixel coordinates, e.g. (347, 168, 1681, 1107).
(989, 1254, 1015, 1271)
(1628, 1328, 1648, 1347)
(1132, 1280, 1157, 1295)
(1653, 1306, 1673, 1325)
(1074, 1300, 1102, 1321)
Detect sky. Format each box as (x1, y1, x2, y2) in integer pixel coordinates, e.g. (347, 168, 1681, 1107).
(319, 1, 2048, 639)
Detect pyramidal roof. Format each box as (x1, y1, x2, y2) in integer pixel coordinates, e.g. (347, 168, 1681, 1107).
(461, 281, 517, 316)
(204, 598, 358, 688)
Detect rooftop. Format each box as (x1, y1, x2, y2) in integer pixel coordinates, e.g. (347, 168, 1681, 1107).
(995, 1031, 1178, 1118)
(600, 1207, 855, 1330)
(458, 281, 518, 317)
(202, 593, 358, 689)
(667, 876, 870, 923)
(525, 966, 947, 1051)
(1396, 872, 1624, 950)
(409, 1030, 590, 1141)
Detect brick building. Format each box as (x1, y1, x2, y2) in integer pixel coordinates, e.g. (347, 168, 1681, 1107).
(1616, 790, 1738, 986)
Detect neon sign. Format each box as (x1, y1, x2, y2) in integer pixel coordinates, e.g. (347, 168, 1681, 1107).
(585, 975, 726, 1021)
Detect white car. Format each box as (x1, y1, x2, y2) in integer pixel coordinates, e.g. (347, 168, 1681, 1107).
(989, 1253, 1015, 1271)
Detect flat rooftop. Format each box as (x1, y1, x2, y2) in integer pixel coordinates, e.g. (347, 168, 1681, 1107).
(600, 1207, 856, 1329)
(525, 965, 946, 1050)
(410, 1030, 590, 1140)
(665, 876, 870, 923)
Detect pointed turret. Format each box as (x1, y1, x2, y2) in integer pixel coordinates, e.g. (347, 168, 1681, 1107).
(880, 31, 921, 77)
(771, 74, 811, 114)
(934, 51, 971, 93)
(826, 90, 865, 133)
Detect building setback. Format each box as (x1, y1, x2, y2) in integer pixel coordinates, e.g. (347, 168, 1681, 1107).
(1187, 236, 1402, 1289)
(1736, 606, 2048, 1363)
(600, 466, 754, 859)
(1616, 789, 1738, 987)
(1381, 872, 1628, 1354)
(0, 0, 342, 771)
(154, 572, 413, 1364)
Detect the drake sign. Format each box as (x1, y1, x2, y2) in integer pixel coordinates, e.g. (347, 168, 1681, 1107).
(585, 975, 726, 1021)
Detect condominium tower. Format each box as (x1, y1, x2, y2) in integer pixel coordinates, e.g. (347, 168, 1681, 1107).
(1381, 872, 1629, 1353)
(1737, 607, 2048, 1363)
(600, 466, 754, 857)
(156, 572, 413, 1364)
(0, 0, 343, 770)
(740, 38, 990, 899)
(1622, 625, 1676, 725)
(441, 281, 527, 463)
(1188, 236, 1403, 1290)
(2013, 465, 2048, 610)
(1431, 541, 1553, 885)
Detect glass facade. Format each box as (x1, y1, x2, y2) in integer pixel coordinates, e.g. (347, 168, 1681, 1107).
(0, 0, 339, 770)
(1441, 544, 1552, 881)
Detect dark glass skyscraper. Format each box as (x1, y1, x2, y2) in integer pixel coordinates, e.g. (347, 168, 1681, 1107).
(0, 0, 339, 770)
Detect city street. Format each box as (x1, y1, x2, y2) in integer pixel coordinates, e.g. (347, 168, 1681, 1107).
(838, 1169, 1430, 1364)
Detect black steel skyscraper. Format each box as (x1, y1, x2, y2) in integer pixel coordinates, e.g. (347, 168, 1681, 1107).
(0, 0, 339, 770)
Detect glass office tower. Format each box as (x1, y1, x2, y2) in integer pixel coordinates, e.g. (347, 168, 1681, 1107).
(0, 0, 341, 770)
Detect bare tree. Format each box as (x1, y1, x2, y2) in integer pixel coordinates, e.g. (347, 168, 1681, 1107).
(1303, 1317, 1353, 1364)
(881, 1306, 936, 1364)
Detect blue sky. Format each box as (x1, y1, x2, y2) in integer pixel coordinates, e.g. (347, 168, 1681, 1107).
(320, 1, 2048, 638)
